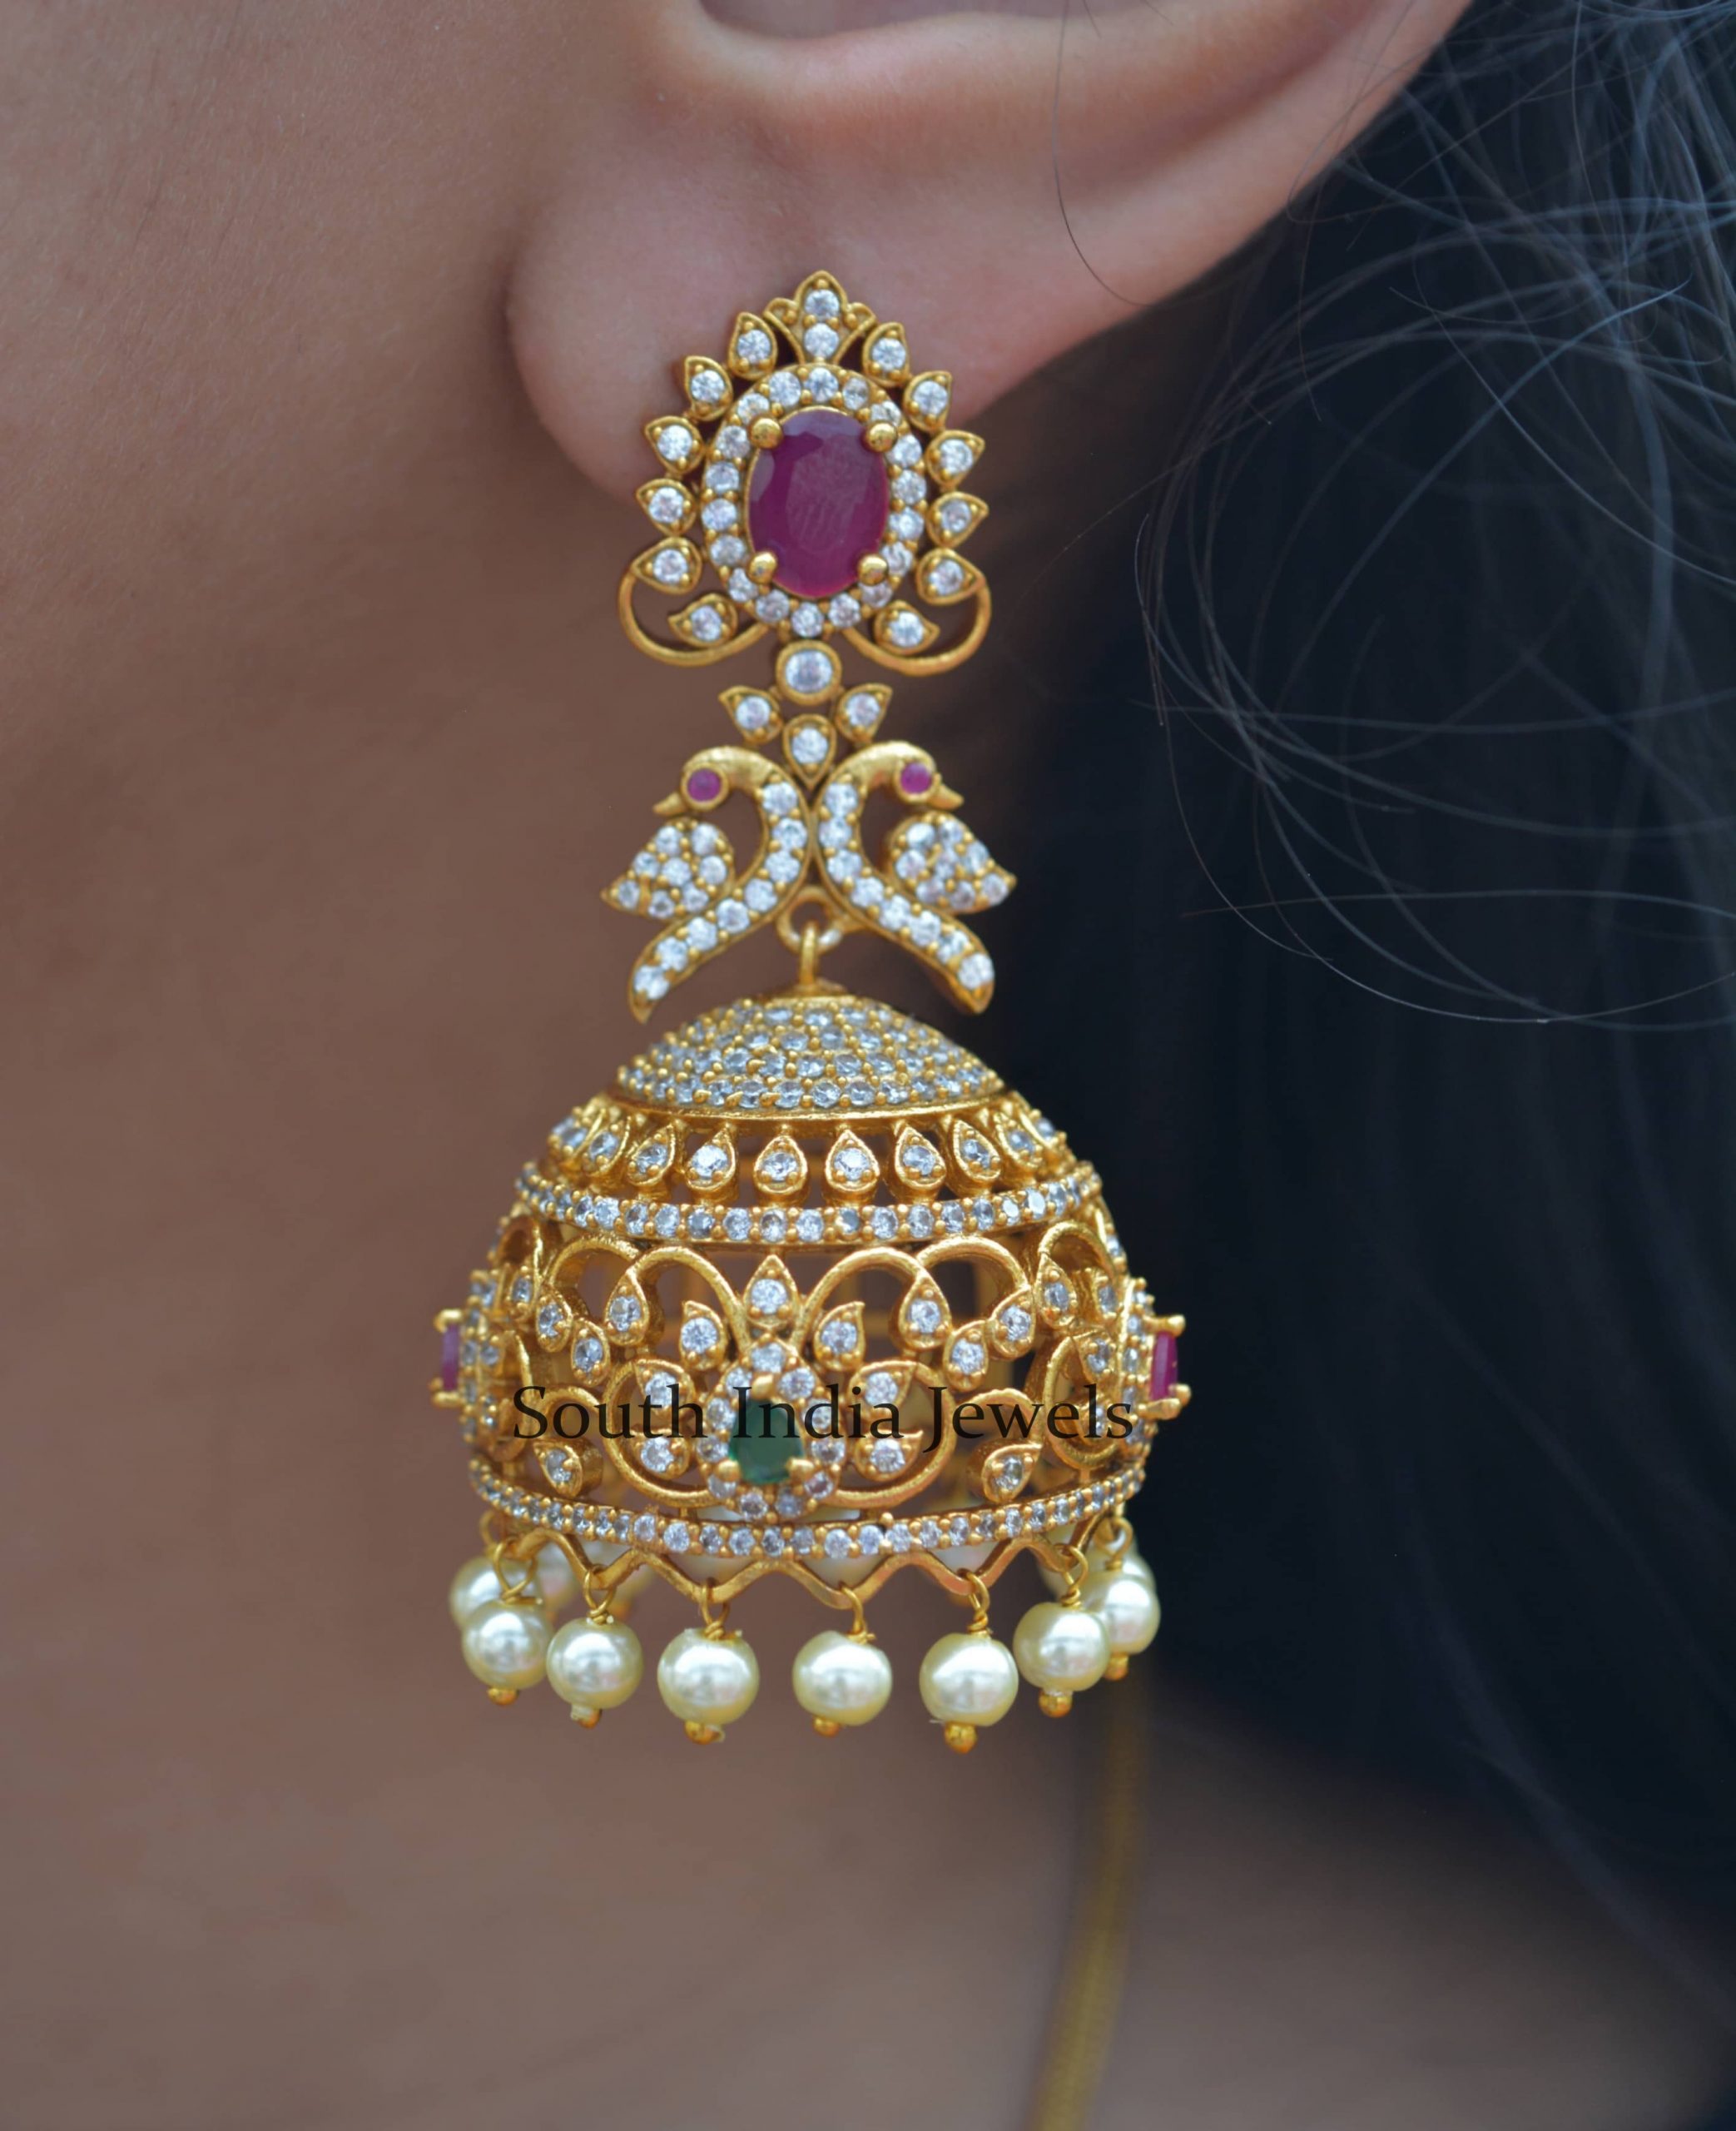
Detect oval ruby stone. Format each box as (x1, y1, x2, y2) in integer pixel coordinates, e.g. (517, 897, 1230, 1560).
(439, 1321, 461, 1393)
(748, 410, 889, 599)
(896, 762, 935, 799)
(685, 767, 723, 805)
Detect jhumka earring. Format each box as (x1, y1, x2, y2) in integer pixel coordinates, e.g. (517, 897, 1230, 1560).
(434, 271, 1188, 1750)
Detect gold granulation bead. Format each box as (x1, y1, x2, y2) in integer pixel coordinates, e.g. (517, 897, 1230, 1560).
(811, 1716, 842, 1739)
(683, 1720, 724, 1746)
(866, 421, 898, 453)
(1104, 1654, 1130, 1682)
(943, 1722, 978, 1755)
(1038, 1690, 1074, 1719)
(486, 1686, 518, 1706)
(749, 417, 782, 450)
(748, 549, 779, 583)
(569, 1706, 603, 1727)
(857, 552, 889, 585)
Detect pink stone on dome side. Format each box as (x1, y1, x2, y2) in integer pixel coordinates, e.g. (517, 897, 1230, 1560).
(896, 762, 935, 799)
(1149, 1331, 1178, 1401)
(685, 767, 723, 805)
(439, 1321, 461, 1393)
(747, 410, 890, 599)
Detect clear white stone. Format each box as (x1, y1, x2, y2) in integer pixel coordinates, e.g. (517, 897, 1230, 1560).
(803, 322, 841, 359)
(791, 603, 824, 638)
(783, 648, 835, 695)
(647, 484, 688, 525)
(655, 423, 697, 463)
(789, 723, 830, 767)
(869, 334, 908, 373)
(734, 325, 774, 368)
(910, 378, 950, 420)
(716, 425, 751, 461)
(767, 370, 802, 409)
(935, 437, 975, 477)
(690, 368, 728, 406)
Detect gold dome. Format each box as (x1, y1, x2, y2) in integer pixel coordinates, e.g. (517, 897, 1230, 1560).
(436, 990, 1181, 1606)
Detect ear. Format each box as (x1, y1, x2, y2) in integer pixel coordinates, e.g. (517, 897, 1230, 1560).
(508, 0, 1468, 496)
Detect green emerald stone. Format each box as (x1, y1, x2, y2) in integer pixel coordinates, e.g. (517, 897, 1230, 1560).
(732, 1400, 801, 1484)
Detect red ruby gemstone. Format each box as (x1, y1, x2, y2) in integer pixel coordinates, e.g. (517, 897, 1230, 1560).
(1149, 1331, 1178, 1401)
(897, 762, 935, 799)
(748, 410, 889, 599)
(685, 767, 723, 805)
(439, 1321, 461, 1393)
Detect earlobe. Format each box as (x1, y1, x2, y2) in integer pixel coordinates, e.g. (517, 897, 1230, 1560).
(508, 0, 1469, 499)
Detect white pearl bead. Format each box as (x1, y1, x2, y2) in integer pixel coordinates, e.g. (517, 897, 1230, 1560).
(918, 1631, 1019, 1726)
(448, 1555, 523, 1627)
(1081, 1567, 1161, 1655)
(460, 1600, 551, 1691)
(1039, 1539, 1155, 1597)
(448, 1545, 576, 1626)
(1013, 1602, 1110, 1694)
(546, 1617, 643, 1715)
(791, 1632, 893, 1726)
(657, 1627, 760, 1728)
(529, 1542, 580, 1612)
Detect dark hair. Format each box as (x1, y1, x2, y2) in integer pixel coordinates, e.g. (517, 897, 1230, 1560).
(996, 0, 1736, 1933)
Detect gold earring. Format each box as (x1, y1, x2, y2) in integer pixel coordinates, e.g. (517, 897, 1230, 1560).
(433, 270, 1188, 1749)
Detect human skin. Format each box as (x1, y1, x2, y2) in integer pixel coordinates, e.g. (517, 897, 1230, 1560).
(2, 5, 1731, 2126)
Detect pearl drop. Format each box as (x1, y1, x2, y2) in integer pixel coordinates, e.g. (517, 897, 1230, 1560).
(529, 1542, 580, 1612)
(448, 1546, 576, 1627)
(918, 1631, 1019, 1727)
(1081, 1567, 1161, 1656)
(448, 1555, 525, 1627)
(657, 1627, 760, 1729)
(460, 1600, 551, 1691)
(1012, 1602, 1110, 1694)
(1039, 1539, 1155, 1598)
(791, 1631, 893, 1726)
(546, 1617, 643, 1716)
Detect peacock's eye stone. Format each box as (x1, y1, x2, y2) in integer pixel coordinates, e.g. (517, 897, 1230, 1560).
(747, 410, 888, 599)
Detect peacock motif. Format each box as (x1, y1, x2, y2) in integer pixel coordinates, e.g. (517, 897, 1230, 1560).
(603, 746, 808, 1016)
